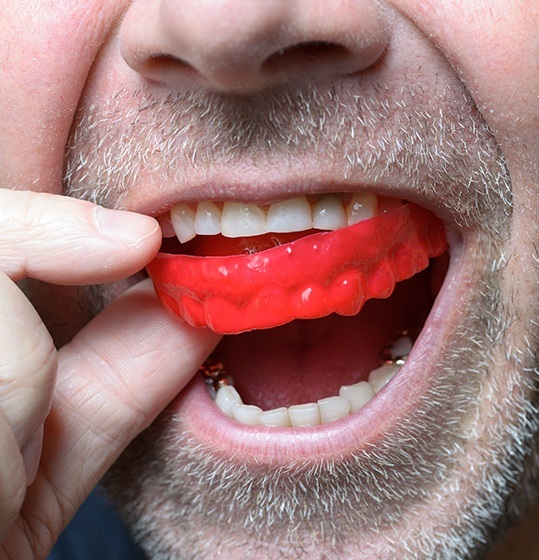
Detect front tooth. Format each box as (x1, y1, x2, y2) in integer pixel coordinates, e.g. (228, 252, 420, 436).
(259, 407, 291, 427)
(317, 396, 351, 424)
(221, 202, 266, 238)
(346, 193, 378, 225)
(194, 201, 222, 235)
(368, 363, 401, 393)
(232, 403, 263, 425)
(215, 386, 242, 417)
(266, 196, 312, 233)
(170, 203, 196, 243)
(339, 381, 375, 412)
(288, 403, 321, 427)
(312, 195, 347, 230)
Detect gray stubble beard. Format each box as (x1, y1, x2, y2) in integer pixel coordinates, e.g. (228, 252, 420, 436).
(63, 79, 539, 559)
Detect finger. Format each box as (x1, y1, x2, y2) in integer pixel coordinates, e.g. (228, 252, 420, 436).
(36, 280, 220, 533)
(0, 189, 160, 283)
(0, 408, 27, 543)
(0, 272, 56, 448)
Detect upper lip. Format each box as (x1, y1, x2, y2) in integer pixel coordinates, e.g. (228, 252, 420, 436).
(131, 177, 463, 233)
(63, 82, 508, 233)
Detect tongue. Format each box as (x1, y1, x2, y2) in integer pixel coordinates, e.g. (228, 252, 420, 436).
(217, 267, 434, 410)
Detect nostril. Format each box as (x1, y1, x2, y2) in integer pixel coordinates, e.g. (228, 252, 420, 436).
(261, 39, 381, 83)
(150, 53, 191, 69)
(264, 40, 351, 70)
(275, 41, 346, 58)
(142, 53, 197, 82)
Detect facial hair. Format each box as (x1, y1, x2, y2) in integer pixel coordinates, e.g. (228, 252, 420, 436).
(62, 78, 539, 559)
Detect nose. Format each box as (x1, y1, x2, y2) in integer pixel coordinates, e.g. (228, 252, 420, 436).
(120, 0, 390, 93)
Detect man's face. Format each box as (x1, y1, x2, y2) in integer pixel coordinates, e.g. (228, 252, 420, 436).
(2, 1, 538, 558)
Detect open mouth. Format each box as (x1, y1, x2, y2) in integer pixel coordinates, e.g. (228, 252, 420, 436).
(146, 192, 450, 451)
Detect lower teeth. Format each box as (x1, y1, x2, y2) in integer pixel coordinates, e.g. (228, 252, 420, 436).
(201, 331, 415, 428)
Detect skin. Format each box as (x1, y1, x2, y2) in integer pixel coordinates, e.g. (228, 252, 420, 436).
(0, 0, 537, 558)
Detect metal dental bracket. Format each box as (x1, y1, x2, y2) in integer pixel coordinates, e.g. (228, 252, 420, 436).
(200, 356, 233, 395)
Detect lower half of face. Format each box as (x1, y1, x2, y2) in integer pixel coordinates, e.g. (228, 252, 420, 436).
(19, 3, 538, 558)
(46, 108, 537, 559)
(70, 94, 537, 559)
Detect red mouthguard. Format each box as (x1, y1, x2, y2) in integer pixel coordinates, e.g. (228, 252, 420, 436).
(147, 203, 447, 334)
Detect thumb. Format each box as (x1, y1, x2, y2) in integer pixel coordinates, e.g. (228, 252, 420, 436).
(0, 189, 160, 283)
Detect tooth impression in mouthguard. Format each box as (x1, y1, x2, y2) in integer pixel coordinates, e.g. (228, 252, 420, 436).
(147, 203, 447, 334)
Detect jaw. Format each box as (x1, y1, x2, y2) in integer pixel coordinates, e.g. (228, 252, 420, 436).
(103, 214, 539, 559)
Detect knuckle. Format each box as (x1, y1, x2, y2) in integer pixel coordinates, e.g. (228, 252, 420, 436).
(0, 483, 25, 545)
(0, 273, 57, 441)
(0, 339, 56, 443)
(17, 494, 61, 559)
(0, 190, 46, 279)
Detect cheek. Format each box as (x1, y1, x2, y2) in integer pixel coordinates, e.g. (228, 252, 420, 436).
(0, 1, 129, 193)
(20, 275, 145, 348)
(389, 0, 537, 166)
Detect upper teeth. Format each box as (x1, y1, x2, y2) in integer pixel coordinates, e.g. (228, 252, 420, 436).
(166, 193, 380, 243)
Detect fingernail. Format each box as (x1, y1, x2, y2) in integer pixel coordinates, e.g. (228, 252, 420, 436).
(21, 426, 44, 487)
(95, 207, 159, 247)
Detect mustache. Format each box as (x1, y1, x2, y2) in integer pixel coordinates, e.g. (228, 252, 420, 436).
(63, 81, 511, 231)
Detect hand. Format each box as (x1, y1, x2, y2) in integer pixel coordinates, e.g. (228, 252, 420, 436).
(0, 189, 220, 558)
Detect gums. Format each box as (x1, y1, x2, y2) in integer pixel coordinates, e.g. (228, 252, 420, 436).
(147, 203, 447, 334)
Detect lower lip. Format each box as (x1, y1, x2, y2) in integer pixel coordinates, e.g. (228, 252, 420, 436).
(170, 235, 465, 465)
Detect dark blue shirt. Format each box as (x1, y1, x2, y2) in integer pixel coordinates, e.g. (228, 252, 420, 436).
(48, 488, 147, 560)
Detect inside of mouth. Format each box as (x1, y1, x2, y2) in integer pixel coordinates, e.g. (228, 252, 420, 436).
(152, 195, 449, 422)
(211, 254, 447, 411)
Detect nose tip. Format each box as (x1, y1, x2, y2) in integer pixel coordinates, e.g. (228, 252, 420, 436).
(120, 0, 390, 93)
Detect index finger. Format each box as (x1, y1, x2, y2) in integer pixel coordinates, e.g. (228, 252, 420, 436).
(18, 280, 220, 555)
